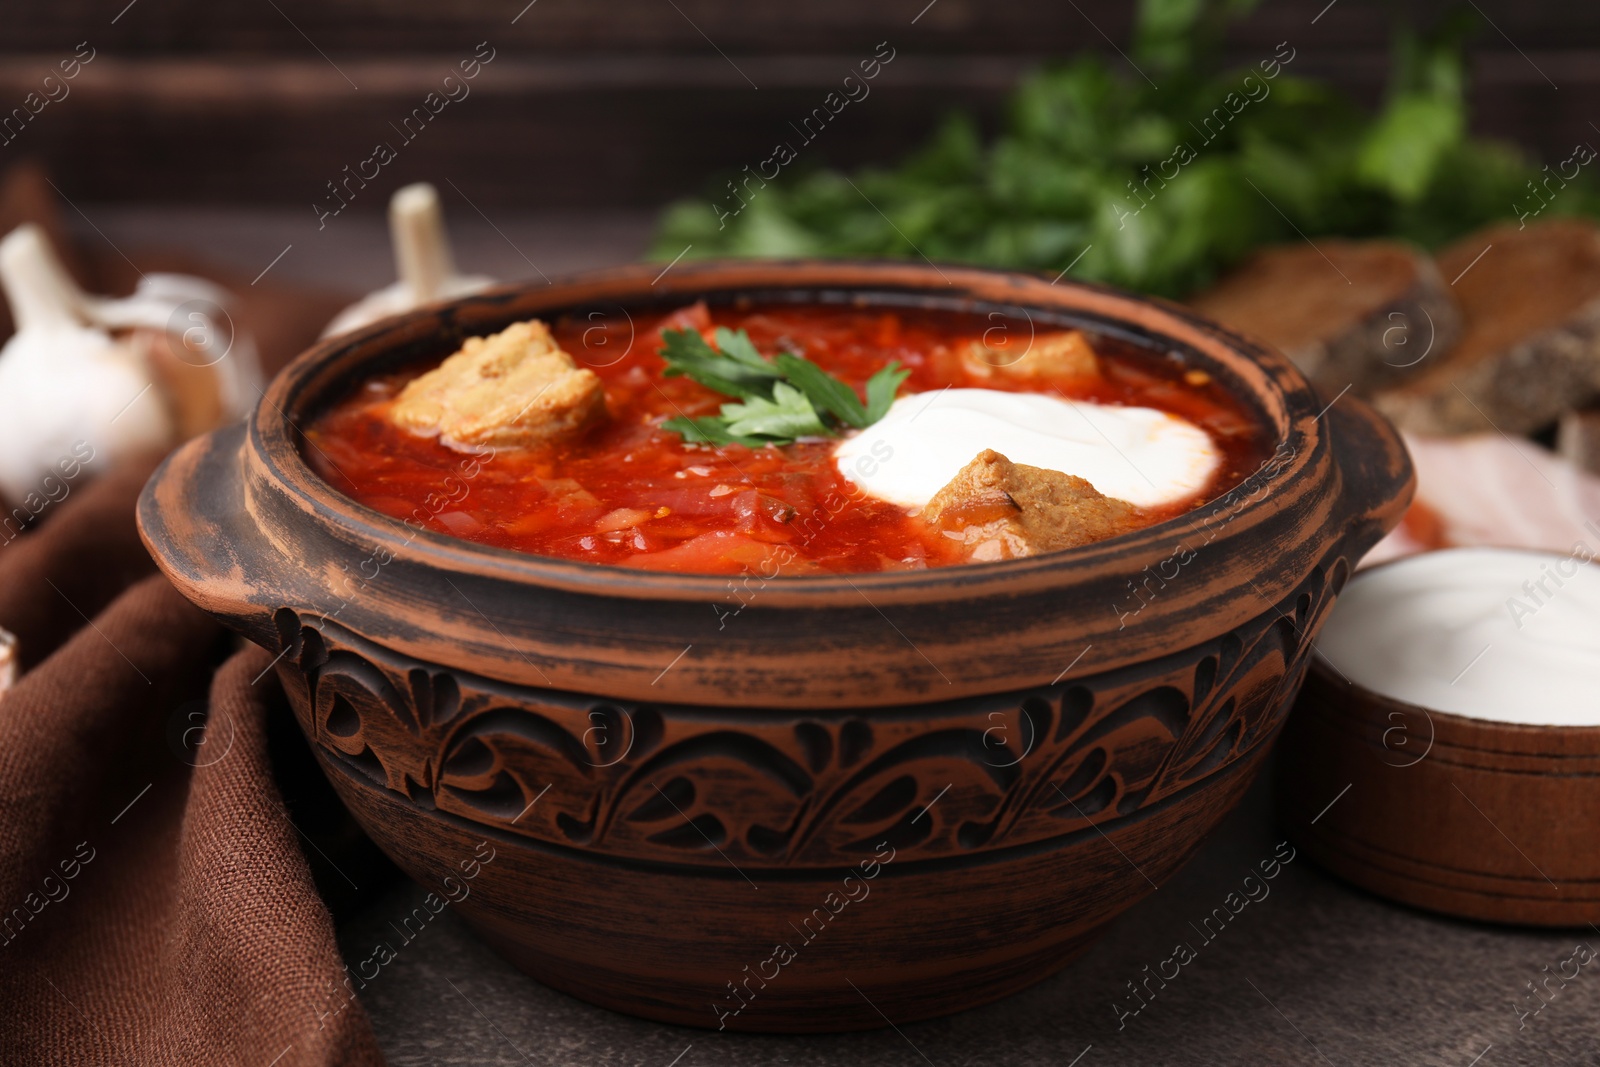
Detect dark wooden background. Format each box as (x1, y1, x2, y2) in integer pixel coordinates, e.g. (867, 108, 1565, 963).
(0, 0, 1595, 210)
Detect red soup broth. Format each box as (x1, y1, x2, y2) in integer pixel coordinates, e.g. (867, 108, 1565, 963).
(303, 303, 1270, 575)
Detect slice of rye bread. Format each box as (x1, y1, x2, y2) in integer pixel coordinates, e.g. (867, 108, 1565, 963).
(1188, 239, 1460, 396)
(1375, 218, 1600, 436)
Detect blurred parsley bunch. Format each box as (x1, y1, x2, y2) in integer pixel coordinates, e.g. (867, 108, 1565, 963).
(652, 0, 1597, 298)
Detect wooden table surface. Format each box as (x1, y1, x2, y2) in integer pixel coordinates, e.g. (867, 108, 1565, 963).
(74, 205, 1596, 1067)
(335, 765, 1593, 1067)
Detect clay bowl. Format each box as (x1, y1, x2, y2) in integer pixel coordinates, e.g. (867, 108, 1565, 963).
(1279, 550, 1600, 927)
(137, 259, 1413, 1031)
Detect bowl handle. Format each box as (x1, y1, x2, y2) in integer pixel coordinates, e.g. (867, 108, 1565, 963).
(138, 423, 283, 646)
(1324, 394, 1416, 562)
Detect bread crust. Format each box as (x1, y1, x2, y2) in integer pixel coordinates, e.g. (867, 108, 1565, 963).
(1375, 220, 1600, 435)
(1190, 239, 1461, 396)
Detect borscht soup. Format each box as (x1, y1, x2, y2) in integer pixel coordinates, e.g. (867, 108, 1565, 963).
(304, 301, 1270, 575)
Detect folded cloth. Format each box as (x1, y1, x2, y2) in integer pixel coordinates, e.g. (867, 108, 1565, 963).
(0, 163, 382, 1066)
(0, 455, 163, 673)
(0, 463, 385, 1066)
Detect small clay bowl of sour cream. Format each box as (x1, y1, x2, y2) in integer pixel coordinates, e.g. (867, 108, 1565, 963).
(1278, 546, 1600, 926)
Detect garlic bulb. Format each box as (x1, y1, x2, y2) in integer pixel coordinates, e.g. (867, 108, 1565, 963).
(322, 182, 494, 338)
(94, 272, 263, 428)
(0, 224, 262, 506)
(0, 226, 171, 505)
(0, 625, 15, 696)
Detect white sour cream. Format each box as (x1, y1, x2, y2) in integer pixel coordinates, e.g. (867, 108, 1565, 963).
(1317, 547, 1600, 726)
(832, 388, 1220, 510)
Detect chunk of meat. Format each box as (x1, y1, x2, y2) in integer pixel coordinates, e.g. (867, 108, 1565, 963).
(923, 449, 1140, 560)
(391, 319, 606, 450)
(962, 329, 1100, 382)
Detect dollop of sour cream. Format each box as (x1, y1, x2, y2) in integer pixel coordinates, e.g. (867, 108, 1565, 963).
(1317, 548, 1600, 726)
(832, 388, 1220, 510)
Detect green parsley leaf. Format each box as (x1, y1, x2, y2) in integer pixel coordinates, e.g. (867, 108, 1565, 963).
(865, 362, 911, 423)
(651, 4, 1595, 300)
(720, 382, 830, 439)
(1356, 92, 1463, 203)
(711, 326, 772, 370)
(773, 352, 870, 428)
(656, 327, 907, 447)
(659, 328, 780, 398)
(661, 415, 765, 448)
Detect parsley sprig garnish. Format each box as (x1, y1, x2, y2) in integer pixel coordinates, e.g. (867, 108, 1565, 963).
(659, 327, 909, 447)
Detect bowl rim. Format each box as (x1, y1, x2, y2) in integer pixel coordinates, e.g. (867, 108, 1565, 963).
(253, 257, 1324, 603)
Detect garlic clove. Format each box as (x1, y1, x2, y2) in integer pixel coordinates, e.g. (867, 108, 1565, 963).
(135, 327, 226, 439)
(0, 314, 172, 505)
(0, 224, 91, 331)
(0, 626, 15, 697)
(322, 182, 494, 338)
(392, 181, 458, 303)
(91, 273, 263, 424)
(0, 224, 261, 508)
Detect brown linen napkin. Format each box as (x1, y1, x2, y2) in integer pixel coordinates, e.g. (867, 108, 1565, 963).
(0, 456, 162, 673)
(0, 464, 386, 1066)
(0, 163, 383, 1065)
